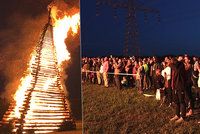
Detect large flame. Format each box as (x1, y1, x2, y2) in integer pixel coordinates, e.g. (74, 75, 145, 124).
(51, 5, 80, 65)
(5, 2, 80, 132)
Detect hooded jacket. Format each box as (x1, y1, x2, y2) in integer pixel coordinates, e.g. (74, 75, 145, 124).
(173, 61, 187, 91)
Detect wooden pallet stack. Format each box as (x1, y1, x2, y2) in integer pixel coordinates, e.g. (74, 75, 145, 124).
(1, 24, 76, 133)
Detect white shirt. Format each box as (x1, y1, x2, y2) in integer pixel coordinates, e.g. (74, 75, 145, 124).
(161, 66, 171, 80)
(100, 65, 104, 73)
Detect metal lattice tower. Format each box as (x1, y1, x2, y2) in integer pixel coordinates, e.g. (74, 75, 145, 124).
(96, 0, 160, 56)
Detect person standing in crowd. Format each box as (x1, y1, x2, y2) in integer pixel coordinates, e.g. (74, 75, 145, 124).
(132, 61, 139, 87)
(125, 59, 133, 87)
(170, 57, 176, 102)
(149, 58, 154, 90)
(162, 57, 172, 106)
(103, 57, 109, 88)
(198, 60, 200, 88)
(113, 59, 122, 90)
(108, 58, 115, 85)
(151, 57, 161, 92)
(154, 68, 164, 102)
(192, 61, 199, 88)
(82, 58, 90, 83)
(95, 58, 102, 85)
(170, 56, 187, 124)
(89, 59, 96, 84)
(192, 59, 200, 100)
(184, 56, 194, 117)
(136, 60, 145, 94)
(143, 59, 150, 90)
(147, 57, 152, 89)
(99, 59, 104, 84)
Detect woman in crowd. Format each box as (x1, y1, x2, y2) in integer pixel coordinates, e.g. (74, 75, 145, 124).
(162, 57, 172, 106)
(184, 56, 194, 116)
(137, 60, 145, 93)
(113, 59, 122, 90)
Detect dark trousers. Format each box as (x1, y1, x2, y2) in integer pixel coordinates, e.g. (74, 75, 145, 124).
(114, 75, 121, 90)
(137, 75, 144, 92)
(82, 72, 86, 82)
(108, 74, 114, 85)
(152, 74, 157, 93)
(164, 88, 172, 103)
(143, 74, 151, 89)
(174, 89, 186, 118)
(194, 87, 200, 99)
(126, 76, 134, 87)
(185, 85, 194, 110)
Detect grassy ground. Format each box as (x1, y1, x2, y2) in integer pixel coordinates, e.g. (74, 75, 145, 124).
(83, 83, 200, 134)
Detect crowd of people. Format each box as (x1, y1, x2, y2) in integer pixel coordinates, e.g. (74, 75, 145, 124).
(81, 54, 200, 123)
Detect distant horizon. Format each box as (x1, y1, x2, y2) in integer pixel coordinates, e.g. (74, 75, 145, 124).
(81, 48, 200, 57)
(81, 53, 200, 58)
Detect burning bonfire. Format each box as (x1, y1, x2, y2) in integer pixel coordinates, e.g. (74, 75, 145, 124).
(1, 0, 80, 133)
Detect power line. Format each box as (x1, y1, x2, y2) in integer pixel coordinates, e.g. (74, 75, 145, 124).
(96, 0, 160, 56)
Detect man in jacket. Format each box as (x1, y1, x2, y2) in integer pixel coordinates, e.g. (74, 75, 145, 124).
(170, 56, 187, 124)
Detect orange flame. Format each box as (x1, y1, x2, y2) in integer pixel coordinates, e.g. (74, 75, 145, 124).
(14, 75, 33, 118)
(6, 2, 80, 130)
(51, 5, 80, 65)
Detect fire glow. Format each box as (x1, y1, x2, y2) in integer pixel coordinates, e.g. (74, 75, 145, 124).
(51, 5, 80, 65)
(3, 2, 80, 133)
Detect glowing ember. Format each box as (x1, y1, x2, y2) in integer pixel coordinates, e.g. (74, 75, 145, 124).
(14, 69, 33, 118)
(43, 77, 57, 90)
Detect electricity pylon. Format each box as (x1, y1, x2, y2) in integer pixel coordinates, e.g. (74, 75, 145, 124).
(96, 0, 160, 56)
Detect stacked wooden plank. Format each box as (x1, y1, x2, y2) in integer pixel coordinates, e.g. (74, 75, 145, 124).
(1, 24, 75, 133)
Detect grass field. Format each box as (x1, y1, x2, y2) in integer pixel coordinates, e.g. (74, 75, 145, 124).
(83, 83, 200, 134)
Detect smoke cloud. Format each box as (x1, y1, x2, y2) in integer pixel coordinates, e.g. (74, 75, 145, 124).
(65, 28, 81, 120)
(0, 13, 48, 99)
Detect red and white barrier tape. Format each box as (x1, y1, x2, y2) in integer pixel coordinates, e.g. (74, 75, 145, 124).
(81, 70, 137, 76)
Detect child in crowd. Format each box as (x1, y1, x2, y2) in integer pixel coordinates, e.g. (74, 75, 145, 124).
(121, 76, 128, 88)
(154, 69, 165, 103)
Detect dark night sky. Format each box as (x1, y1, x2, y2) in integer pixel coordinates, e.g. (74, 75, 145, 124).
(81, 0, 200, 57)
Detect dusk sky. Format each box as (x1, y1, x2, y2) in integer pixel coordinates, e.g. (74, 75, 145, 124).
(81, 0, 200, 57)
